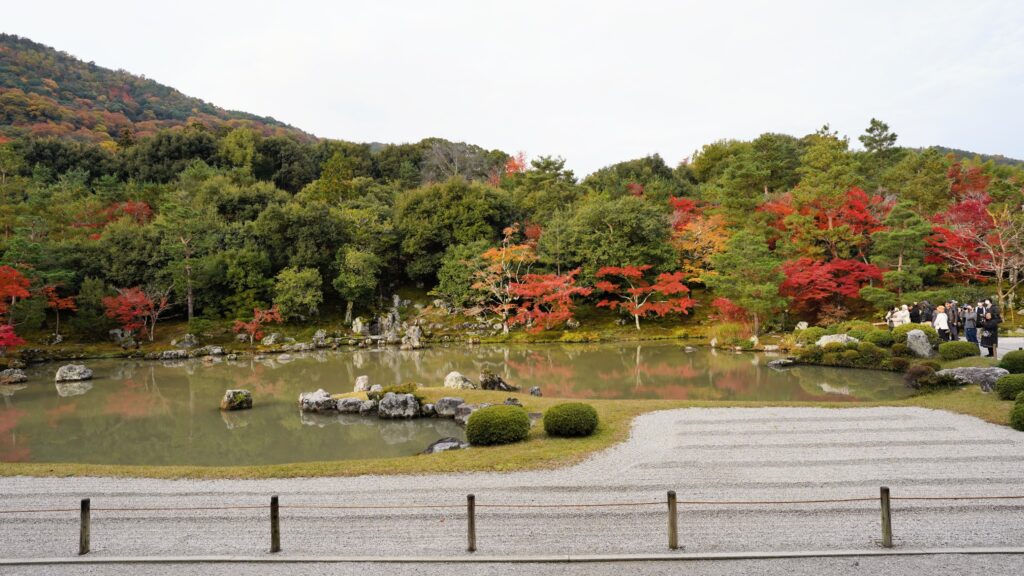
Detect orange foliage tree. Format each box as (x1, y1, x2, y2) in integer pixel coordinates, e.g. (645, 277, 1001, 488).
(594, 265, 696, 330)
(42, 285, 76, 337)
(471, 224, 536, 333)
(233, 306, 284, 345)
(509, 269, 591, 333)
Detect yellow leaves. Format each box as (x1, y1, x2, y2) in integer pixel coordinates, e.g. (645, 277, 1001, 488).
(671, 213, 730, 283)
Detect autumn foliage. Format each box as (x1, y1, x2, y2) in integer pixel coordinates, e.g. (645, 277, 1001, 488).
(0, 265, 31, 320)
(594, 265, 696, 330)
(102, 286, 171, 342)
(233, 306, 284, 345)
(509, 269, 591, 333)
(42, 285, 76, 336)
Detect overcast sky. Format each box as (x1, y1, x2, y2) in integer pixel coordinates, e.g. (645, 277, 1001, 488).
(5, 0, 1023, 175)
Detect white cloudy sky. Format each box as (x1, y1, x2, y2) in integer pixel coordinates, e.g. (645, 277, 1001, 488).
(5, 0, 1023, 175)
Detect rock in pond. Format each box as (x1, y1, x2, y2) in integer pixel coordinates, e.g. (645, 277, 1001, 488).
(767, 358, 795, 369)
(529, 386, 542, 397)
(337, 397, 364, 413)
(354, 375, 370, 392)
(220, 389, 253, 411)
(358, 400, 378, 415)
(378, 392, 420, 419)
(421, 403, 437, 417)
(480, 370, 518, 391)
(55, 364, 92, 382)
(299, 389, 337, 412)
(0, 368, 27, 385)
(435, 397, 464, 418)
(421, 437, 469, 455)
(444, 371, 476, 390)
(815, 334, 859, 347)
(905, 330, 934, 358)
(934, 367, 1009, 392)
(56, 380, 93, 397)
(261, 332, 283, 346)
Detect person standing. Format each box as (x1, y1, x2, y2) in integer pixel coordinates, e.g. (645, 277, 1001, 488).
(963, 304, 978, 344)
(909, 302, 921, 324)
(920, 301, 933, 323)
(895, 304, 910, 326)
(933, 305, 950, 341)
(979, 312, 1000, 358)
(947, 301, 960, 340)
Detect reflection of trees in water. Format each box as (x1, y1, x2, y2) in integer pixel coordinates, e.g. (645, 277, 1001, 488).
(0, 407, 29, 461)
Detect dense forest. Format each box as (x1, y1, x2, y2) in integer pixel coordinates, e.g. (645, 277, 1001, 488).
(1, 35, 1023, 351)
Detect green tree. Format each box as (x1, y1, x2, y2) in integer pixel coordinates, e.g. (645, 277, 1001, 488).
(858, 118, 899, 156)
(430, 240, 490, 307)
(869, 202, 935, 295)
(273, 266, 323, 320)
(881, 149, 950, 213)
(705, 230, 787, 335)
(333, 247, 382, 323)
(69, 276, 115, 340)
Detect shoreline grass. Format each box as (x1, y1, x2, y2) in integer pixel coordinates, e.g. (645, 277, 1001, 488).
(0, 386, 1015, 480)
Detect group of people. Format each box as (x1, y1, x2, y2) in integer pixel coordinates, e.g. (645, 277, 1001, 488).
(885, 299, 1001, 357)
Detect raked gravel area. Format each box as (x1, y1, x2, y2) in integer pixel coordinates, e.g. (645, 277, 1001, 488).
(1, 407, 1023, 574)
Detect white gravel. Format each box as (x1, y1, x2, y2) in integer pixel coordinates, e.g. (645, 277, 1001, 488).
(1, 407, 1022, 572)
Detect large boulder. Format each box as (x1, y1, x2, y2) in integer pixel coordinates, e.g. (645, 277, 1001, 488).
(529, 386, 543, 397)
(299, 389, 337, 413)
(421, 437, 469, 455)
(378, 392, 420, 419)
(420, 403, 437, 417)
(220, 389, 253, 411)
(353, 375, 370, 393)
(0, 369, 27, 385)
(172, 333, 199, 349)
(935, 367, 1009, 392)
(56, 380, 93, 397)
(55, 364, 92, 382)
(351, 317, 368, 337)
(337, 397, 364, 413)
(905, 329, 934, 358)
(435, 397, 465, 418)
(160, 349, 189, 360)
(401, 325, 423, 350)
(444, 371, 476, 390)
(261, 333, 283, 346)
(192, 345, 225, 357)
(358, 400, 378, 415)
(815, 334, 859, 347)
(767, 358, 795, 369)
(795, 321, 809, 331)
(312, 329, 328, 348)
(480, 371, 518, 392)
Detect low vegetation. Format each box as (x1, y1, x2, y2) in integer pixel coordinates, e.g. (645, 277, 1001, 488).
(543, 403, 600, 438)
(465, 405, 531, 446)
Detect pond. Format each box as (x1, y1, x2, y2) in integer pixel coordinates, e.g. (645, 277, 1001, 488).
(0, 342, 911, 466)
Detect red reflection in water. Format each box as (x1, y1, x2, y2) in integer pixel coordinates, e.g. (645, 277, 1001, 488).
(103, 380, 168, 419)
(45, 403, 77, 428)
(0, 407, 30, 461)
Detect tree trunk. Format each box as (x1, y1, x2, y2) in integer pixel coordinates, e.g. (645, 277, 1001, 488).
(55, 310, 60, 337)
(634, 314, 641, 331)
(753, 313, 761, 336)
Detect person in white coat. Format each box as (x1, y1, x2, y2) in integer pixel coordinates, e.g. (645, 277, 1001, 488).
(932, 305, 950, 341)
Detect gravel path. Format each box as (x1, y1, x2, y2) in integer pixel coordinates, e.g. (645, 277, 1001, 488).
(1, 407, 1022, 573)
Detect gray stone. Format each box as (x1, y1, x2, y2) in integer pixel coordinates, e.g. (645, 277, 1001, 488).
(815, 334, 859, 347)
(160, 349, 189, 360)
(749, 335, 759, 348)
(905, 329, 934, 358)
(378, 392, 420, 419)
(480, 370, 518, 391)
(354, 375, 370, 392)
(172, 333, 198, 349)
(351, 317, 368, 336)
(277, 354, 293, 362)
(369, 384, 383, 394)
(420, 403, 437, 417)
(299, 389, 337, 413)
(55, 380, 93, 397)
(435, 397, 465, 418)
(504, 397, 523, 407)
(795, 321, 809, 331)
(261, 332, 283, 346)
(0, 368, 27, 385)
(529, 386, 543, 397)
(683, 346, 696, 353)
(337, 397, 364, 413)
(401, 324, 423, 350)
(444, 371, 476, 390)
(55, 364, 92, 382)
(762, 344, 781, 352)
(565, 318, 581, 329)
(235, 333, 250, 343)
(767, 358, 795, 368)
(935, 367, 1010, 392)
(709, 337, 718, 348)
(454, 402, 492, 426)
(192, 345, 225, 357)
(219, 389, 252, 411)
(358, 400, 378, 415)
(421, 437, 469, 454)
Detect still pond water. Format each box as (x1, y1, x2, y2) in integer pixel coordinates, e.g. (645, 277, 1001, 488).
(0, 342, 910, 466)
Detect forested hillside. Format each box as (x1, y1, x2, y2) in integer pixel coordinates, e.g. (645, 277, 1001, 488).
(0, 36, 1023, 353)
(0, 34, 311, 145)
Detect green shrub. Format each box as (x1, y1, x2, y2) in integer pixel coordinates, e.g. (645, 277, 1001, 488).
(543, 402, 599, 437)
(917, 360, 942, 371)
(1010, 394, 1024, 431)
(821, 352, 841, 366)
(840, 349, 862, 363)
(847, 329, 866, 340)
(836, 320, 874, 334)
(559, 331, 599, 343)
(891, 343, 911, 357)
(367, 383, 425, 405)
(893, 323, 939, 345)
(864, 329, 894, 348)
(795, 326, 827, 345)
(995, 375, 1024, 401)
(822, 342, 847, 354)
(856, 342, 885, 364)
(466, 405, 530, 446)
(887, 357, 910, 372)
(998, 350, 1024, 374)
(797, 345, 823, 364)
(903, 364, 935, 388)
(938, 341, 980, 361)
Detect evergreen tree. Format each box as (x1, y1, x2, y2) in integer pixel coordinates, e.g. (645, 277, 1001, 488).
(705, 231, 787, 335)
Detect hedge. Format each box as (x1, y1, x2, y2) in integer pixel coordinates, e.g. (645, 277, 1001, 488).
(938, 341, 980, 361)
(1011, 393, 1024, 431)
(995, 375, 1024, 401)
(863, 329, 894, 348)
(998, 350, 1024, 374)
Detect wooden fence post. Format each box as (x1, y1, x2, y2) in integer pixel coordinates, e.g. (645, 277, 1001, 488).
(880, 486, 892, 548)
(467, 494, 476, 553)
(79, 498, 90, 555)
(667, 491, 679, 550)
(270, 495, 281, 553)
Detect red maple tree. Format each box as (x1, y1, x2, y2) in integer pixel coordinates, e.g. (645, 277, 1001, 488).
(0, 325, 25, 356)
(779, 258, 883, 316)
(0, 265, 31, 323)
(102, 286, 172, 342)
(42, 285, 77, 338)
(509, 269, 591, 333)
(233, 306, 284, 345)
(594, 265, 696, 330)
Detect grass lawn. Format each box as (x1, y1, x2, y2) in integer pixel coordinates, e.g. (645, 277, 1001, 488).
(1, 385, 1017, 480)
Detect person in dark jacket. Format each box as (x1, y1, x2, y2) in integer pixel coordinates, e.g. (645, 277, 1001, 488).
(909, 302, 921, 324)
(962, 305, 978, 344)
(920, 301, 933, 323)
(979, 312, 1000, 358)
(947, 301, 960, 340)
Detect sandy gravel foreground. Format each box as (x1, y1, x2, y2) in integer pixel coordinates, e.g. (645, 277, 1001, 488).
(1, 407, 1022, 565)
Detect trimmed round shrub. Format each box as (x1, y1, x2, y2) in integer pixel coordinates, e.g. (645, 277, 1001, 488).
(1010, 394, 1024, 431)
(795, 326, 827, 345)
(998, 350, 1024, 374)
(543, 402, 599, 437)
(466, 405, 530, 446)
(996, 375, 1024, 401)
(893, 323, 939, 345)
(938, 341, 980, 361)
(864, 329, 894, 348)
